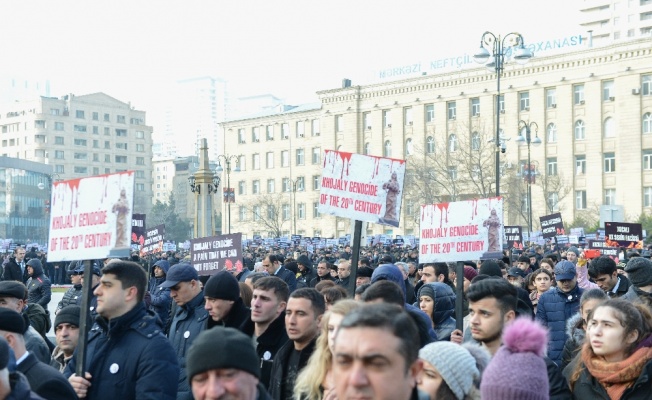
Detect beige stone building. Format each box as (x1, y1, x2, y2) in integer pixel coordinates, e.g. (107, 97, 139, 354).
(0, 93, 154, 214)
(221, 38, 652, 238)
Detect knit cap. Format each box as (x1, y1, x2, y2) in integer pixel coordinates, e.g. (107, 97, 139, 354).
(54, 305, 81, 329)
(480, 318, 549, 400)
(463, 266, 478, 282)
(567, 246, 580, 256)
(419, 341, 479, 400)
(186, 326, 260, 382)
(625, 257, 652, 287)
(204, 270, 240, 301)
(479, 260, 502, 278)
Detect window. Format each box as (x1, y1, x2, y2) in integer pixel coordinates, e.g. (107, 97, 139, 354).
(498, 94, 505, 112)
(471, 98, 480, 116)
(605, 189, 616, 205)
(281, 123, 289, 139)
(364, 142, 371, 155)
(643, 75, 652, 96)
(576, 191, 587, 209)
(296, 121, 305, 137)
(575, 120, 585, 140)
(313, 175, 320, 190)
(602, 117, 617, 138)
(55, 136, 64, 145)
(74, 152, 88, 160)
(267, 205, 275, 220)
(546, 88, 557, 108)
(313, 202, 321, 218)
(253, 206, 261, 221)
(311, 119, 320, 136)
(136, 144, 144, 152)
(448, 134, 458, 152)
(576, 155, 586, 174)
(383, 110, 392, 128)
(252, 180, 260, 194)
(604, 152, 616, 172)
(447, 166, 457, 181)
(282, 204, 290, 221)
(103, 113, 110, 122)
(136, 157, 145, 165)
(298, 203, 306, 219)
(252, 153, 260, 170)
(54, 150, 64, 159)
(603, 80, 614, 101)
(296, 148, 304, 165)
(55, 165, 64, 173)
(74, 166, 88, 174)
(135, 170, 145, 179)
(74, 125, 87, 133)
(282, 178, 291, 192)
(238, 155, 246, 171)
(574, 84, 585, 104)
(238, 181, 246, 195)
(335, 115, 344, 132)
(252, 127, 260, 142)
(404, 107, 413, 125)
(521, 194, 529, 213)
(93, 167, 100, 175)
(644, 150, 652, 170)
(405, 139, 413, 156)
(547, 157, 558, 175)
(547, 192, 559, 211)
(238, 206, 246, 222)
(115, 155, 127, 163)
(74, 139, 87, 146)
(471, 132, 480, 151)
(116, 129, 127, 137)
(76, 110, 85, 119)
(266, 152, 274, 168)
(116, 143, 127, 150)
(281, 151, 289, 167)
(117, 115, 126, 124)
(295, 177, 305, 191)
(238, 129, 245, 144)
(93, 126, 99, 134)
(54, 122, 64, 131)
(547, 123, 557, 143)
(425, 104, 434, 123)
(643, 113, 652, 134)
(447, 102, 456, 120)
(105, 154, 110, 162)
(104, 127, 110, 135)
(312, 147, 321, 164)
(104, 141, 110, 149)
(266, 125, 274, 140)
(384, 141, 392, 157)
(51, 108, 60, 115)
(92, 112, 99, 121)
(519, 92, 530, 111)
(426, 136, 435, 154)
(267, 179, 275, 193)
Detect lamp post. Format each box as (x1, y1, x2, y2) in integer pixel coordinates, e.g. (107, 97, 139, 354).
(215, 155, 241, 234)
(474, 31, 533, 197)
(516, 121, 541, 235)
(290, 178, 302, 235)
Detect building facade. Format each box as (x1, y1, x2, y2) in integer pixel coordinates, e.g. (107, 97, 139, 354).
(0, 92, 154, 214)
(580, 0, 652, 43)
(221, 38, 652, 238)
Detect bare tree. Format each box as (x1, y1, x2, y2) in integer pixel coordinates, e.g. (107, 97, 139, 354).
(241, 193, 290, 237)
(540, 172, 572, 215)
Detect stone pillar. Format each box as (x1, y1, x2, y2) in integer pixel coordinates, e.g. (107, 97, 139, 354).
(193, 138, 215, 238)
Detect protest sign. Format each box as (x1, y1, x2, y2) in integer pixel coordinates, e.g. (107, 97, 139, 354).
(604, 222, 644, 248)
(588, 239, 619, 257)
(318, 150, 406, 227)
(47, 171, 134, 262)
(419, 197, 504, 263)
(539, 213, 565, 238)
(190, 233, 243, 275)
(140, 225, 165, 257)
(504, 226, 523, 249)
(131, 214, 146, 248)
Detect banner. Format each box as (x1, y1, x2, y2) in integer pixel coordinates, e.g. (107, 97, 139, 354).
(131, 214, 146, 247)
(588, 239, 619, 257)
(318, 150, 406, 227)
(190, 233, 243, 275)
(504, 226, 523, 249)
(47, 171, 134, 262)
(140, 225, 165, 257)
(604, 222, 644, 248)
(419, 197, 504, 263)
(539, 212, 565, 238)
(223, 188, 235, 203)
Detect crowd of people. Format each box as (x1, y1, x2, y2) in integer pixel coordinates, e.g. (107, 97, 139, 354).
(1, 241, 652, 399)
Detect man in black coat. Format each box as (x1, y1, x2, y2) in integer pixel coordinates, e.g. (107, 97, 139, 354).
(309, 260, 334, 287)
(0, 308, 77, 400)
(262, 254, 296, 292)
(2, 247, 26, 282)
(203, 271, 250, 331)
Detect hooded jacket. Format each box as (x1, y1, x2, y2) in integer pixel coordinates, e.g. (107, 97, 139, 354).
(26, 261, 51, 307)
(416, 282, 457, 341)
(536, 284, 583, 366)
(149, 260, 172, 326)
(561, 312, 585, 371)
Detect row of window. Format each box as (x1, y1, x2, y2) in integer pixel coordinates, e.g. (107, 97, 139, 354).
(49, 123, 145, 138)
(51, 109, 139, 125)
(238, 202, 321, 222)
(51, 151, 146, 165)
(240, 148, 321, 170)
(237, 175, 321, 195)
(238, 120, 321, 144)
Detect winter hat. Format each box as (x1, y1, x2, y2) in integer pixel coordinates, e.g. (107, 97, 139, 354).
(567, 247, 580, 256)
(463, 266, 478, 282)
(204, 270, 240, 301)
(357, 266, 374, 278)
(26, 258, 42, 270)
(0, 308, 26, 335)
(417, 283, 435, 301)
(480, 318, 549, 400)
(0, 281, 27, 300)
(186, 326, 260, 382)
(625, 257, 652, 287)
(479, 260, 502, 278)
(54, 305, 81, 329)
(419, 341, 479, 400)
(461, 343, 491, 388)
(296, 255, 312, 269)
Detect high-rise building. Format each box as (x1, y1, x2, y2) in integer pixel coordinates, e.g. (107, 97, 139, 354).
(580, 0, 652, 43)
(0, 92, 154, 214)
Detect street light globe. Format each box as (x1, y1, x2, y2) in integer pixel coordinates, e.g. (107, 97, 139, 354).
(473, 46, 491, 64)
(514, 45, 534, 65)
(37, 182, 45, 190)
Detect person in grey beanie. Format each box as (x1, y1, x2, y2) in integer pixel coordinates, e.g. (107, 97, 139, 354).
(621, 256, 652, 307)
(187, 326, 271, 400)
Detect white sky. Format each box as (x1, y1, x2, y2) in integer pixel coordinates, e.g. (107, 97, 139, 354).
(0, 0, 583, 126)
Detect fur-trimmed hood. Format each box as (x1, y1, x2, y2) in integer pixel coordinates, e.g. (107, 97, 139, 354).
(565, 312, 585, 347)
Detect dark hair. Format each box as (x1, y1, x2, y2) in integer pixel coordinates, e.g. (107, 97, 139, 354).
(246, 272, 267, 285)
(317, 260, 332, 269)
(239, 282, 253, 308)
(467, 278, 517, 316)
(315, 280, 336, 293)
(337, 303, 419, 372)
(588, 256, 617, 279)
(354, 283, 371, 297)
(434, 382, 458, 400)
(580, 288, 608, 309)
(434, 263, 451, 284)
(253, 276, 290, 303)
(101, 260, 147, 303)
(322, 286, 349, 306)
(539, 258, 555, 269)
(285, 261, 299, 275)
(533, 268, 553, 281)
(290, 288, 326, 317)
(361, 281, 404, 306)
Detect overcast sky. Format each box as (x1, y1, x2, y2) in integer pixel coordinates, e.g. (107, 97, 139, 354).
(0, 0, 582, 125)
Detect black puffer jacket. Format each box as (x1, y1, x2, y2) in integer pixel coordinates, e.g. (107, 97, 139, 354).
(56, 284, 83, 313)
(26, 261, 51, 307)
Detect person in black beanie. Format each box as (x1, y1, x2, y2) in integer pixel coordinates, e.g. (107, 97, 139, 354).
(203, 271, 250, 331)
(51, 305, 81, 373)
(187, 326, 271, 400)
(622, 257, 652, 307)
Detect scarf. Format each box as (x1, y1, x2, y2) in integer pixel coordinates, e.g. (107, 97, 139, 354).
(581, 341, 652, 400)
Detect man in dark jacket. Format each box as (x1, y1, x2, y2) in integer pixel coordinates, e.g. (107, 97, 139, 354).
(0, 336, 44, 400)
(269, 288, 324, 400)
(241, 276, 289, 390)
(262, 254, 296, 293)
(203, 271, 249, 331)
(66, 260, 179, 400)
(295, 255, 315, 289)
(334, 259, 351, 289)
(55, 268, 82, 314)
(74, 262, 102, 322)
(309, 260, 334, 287)
(536, 260, 584, 366)
(588, 255, 632, 297)
(25, 259, 51, 308)
(0, 308, 77, 400)
(149, 259, 172, 326)
(162, 263, 209, 400)
(2, 247, 26, 282)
